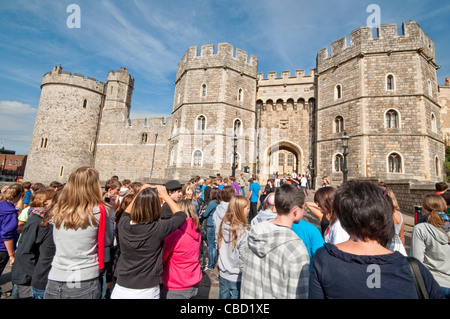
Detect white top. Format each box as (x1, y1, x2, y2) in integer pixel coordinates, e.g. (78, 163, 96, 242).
(324, 219, 350, 245)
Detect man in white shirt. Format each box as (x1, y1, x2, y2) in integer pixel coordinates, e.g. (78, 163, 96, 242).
(300, 174, 308, 196)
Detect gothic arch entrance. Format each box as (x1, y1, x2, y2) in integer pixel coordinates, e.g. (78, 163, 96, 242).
(262, 140, 304, 181)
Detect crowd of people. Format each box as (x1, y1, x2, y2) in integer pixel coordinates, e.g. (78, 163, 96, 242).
(0, 167, 449, 299)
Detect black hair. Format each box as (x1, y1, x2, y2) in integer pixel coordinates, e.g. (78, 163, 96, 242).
(333, 180, 395, 246)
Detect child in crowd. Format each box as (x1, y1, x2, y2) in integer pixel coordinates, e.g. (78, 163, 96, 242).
(111, 185, 186, 299)
(217, 196, 249, 299)
(162, 199, 202, 299)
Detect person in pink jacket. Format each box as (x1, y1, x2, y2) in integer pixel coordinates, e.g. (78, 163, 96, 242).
(162, 199, 202, 299)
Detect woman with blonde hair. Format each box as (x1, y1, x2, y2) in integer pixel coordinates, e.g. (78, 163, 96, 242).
(162, 199, 202, 299)
(411, 194, 450, 298)
(182, 182, 199, 215)
(45, 167, 111, 299)
(217, 195, 249, 299)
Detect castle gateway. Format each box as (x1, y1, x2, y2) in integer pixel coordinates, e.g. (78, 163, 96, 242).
(24, 21, 449, 187)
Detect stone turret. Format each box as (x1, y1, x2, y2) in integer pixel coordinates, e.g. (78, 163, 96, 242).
(168, 43, 258, 180)
(24, 65, 105, 184)
(315, 21, 444, 184)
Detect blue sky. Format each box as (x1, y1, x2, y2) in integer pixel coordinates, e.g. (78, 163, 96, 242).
(1, 0, 449, 155)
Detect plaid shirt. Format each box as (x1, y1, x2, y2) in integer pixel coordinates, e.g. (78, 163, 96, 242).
(240, 221, 310, 299)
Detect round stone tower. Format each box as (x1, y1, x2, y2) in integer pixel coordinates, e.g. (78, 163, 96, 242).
(23, 65, 105, 184)
(167, 43, 258, 180)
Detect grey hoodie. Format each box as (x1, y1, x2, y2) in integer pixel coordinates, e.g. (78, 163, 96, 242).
(251, 209, 277, 226)
(217, 219, 248, 282)
(410, 222, 450, 288)
(213, 201, 229, 241)
(241, 221, 310, 299)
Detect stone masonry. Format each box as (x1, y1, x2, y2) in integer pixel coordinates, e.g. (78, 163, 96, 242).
(23, 21, 450, 188)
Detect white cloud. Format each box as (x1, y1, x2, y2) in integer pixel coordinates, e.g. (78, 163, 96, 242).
(0, 101, 37, 154)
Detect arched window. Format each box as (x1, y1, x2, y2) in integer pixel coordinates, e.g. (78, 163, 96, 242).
(196, 115, 206, 131)
(193, 150, 203, 167)
(435, 156, 440, 176)
(141, 133, 148, 143)
(386, 74, 395, 91)
(388, 153, 402, 173)
(238, 88, 243, 102)
(201, 84, 207, 97)
(385, 109, 399, 128)
(431, 113, 437, 133)
(335, 116, 344, 133)
(233, 119, 242, 135)
(335, 84, 342, 100)
(334, 154, 343, 172)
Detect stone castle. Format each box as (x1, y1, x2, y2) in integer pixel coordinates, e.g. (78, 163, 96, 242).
(23, 20, 450, 188)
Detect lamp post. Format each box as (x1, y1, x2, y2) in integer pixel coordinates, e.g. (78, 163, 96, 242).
(232, 134, 238, 177)
(341, 131, 349, 182)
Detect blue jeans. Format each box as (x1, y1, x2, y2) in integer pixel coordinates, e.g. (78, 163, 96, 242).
(32, 287, 45, 299)
(442, 286, 450, 299)
(206, 226, 217, 269)
(240, 187, 245, 197)
(44, 277, 101, 299)
(219, 276, 241, 299)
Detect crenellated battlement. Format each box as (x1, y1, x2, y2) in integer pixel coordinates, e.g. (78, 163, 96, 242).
(317, 21, 436, 73)
(107, 66, 135, 86)
(128, 116, 170, 128)
(257, 69, 316, 83)
(176, 43, 258, 81)
(42, 65, 106, 94)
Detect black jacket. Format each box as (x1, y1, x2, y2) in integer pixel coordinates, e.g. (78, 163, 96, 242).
(114, 211, 186, 289)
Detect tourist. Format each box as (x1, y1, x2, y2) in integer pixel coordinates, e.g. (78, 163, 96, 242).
(321, 176, 331, 187)
(410, 194, 450, 298)
(201, 188, 221, 272)
(181, 182, 200, 216)
(241, 184, 310, 299)
(229, 176, 240, 195)
(251, 192, 276, 226)
(161, 180, 183, 219)
(30, 189, 62, 299)
(300, 174, 308, 195)
(379, 182, 406, 256)
(11, 187, 56, 299)
(309, 180, 445, 299)
(247, 175, 261, 222)
(236, 173, 246, 197)
(258, 179, 274, 211)
(306, 186, 335, 237)
(0, 184, 24, 296)
(162, 199, 202, 299)
(323, 186, 349, 245)
(217, 196, 249, 299)
(45, 167, 111, 299)
(213, 186, 236, 238)
(111, 185, 186, 299)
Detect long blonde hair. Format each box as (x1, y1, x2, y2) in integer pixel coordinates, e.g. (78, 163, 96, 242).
(177, 199, 201, 232)
(218, 196, 249, 250)
(53, 167, 104, 230)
